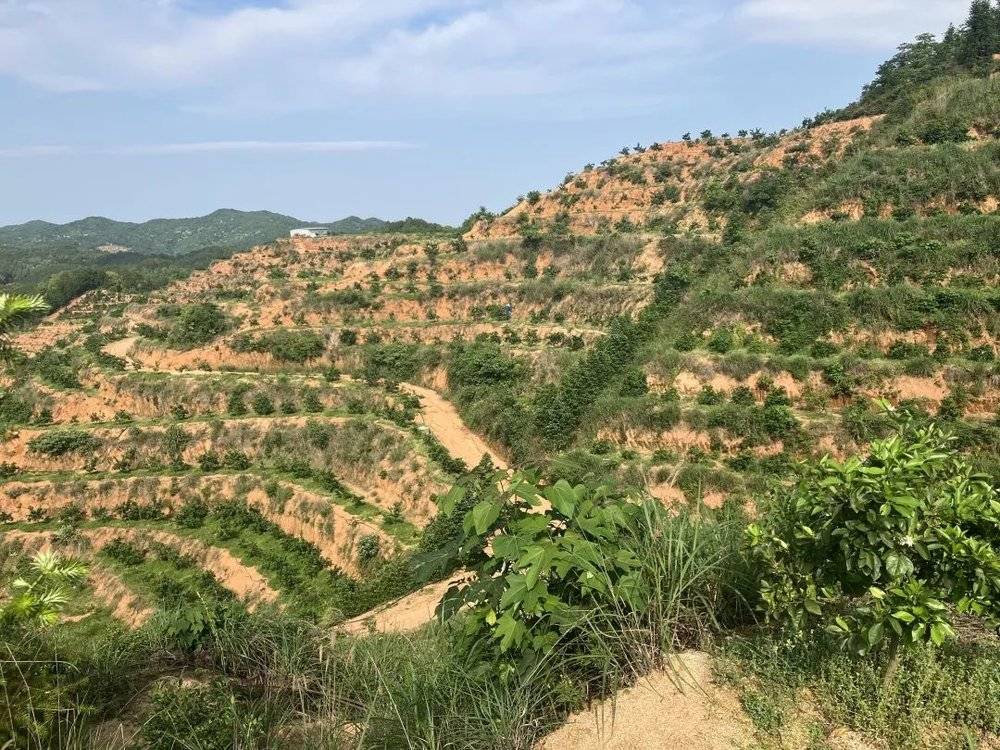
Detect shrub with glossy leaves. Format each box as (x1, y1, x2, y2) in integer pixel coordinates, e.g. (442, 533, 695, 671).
(748, 412, 1000, 665)
(439, 473, 648, 669)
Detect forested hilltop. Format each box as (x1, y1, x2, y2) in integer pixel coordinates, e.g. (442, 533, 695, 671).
(1, 4, 998, 749)
(0, 211, 453, 309)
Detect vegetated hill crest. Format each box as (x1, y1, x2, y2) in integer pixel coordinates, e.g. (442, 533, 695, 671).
(0, 209, 454, 256)
(467, 55, 1000, 242)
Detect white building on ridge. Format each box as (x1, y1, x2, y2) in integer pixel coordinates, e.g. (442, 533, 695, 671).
(290, 227, 332, 238)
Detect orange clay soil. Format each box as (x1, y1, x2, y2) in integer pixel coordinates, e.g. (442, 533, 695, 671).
(401, 382, 508, 469)
(340, 573, 466, 635)
(2, 416, 445, 524)
(467, 117, 880, 241)
(41, 369, 353, 423)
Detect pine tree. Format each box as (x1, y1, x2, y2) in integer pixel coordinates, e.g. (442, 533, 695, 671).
(958, 0, 1000, 65)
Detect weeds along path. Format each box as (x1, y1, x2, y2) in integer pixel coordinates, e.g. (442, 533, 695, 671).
(536, 651, 751, 750)
(401, 382, 508, 470)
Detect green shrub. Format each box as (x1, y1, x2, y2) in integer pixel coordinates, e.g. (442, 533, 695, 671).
(618, 368, 648, 397)
(168, 303, 229, 347)
(176, 497, 209, 528)
(223, 450, 252, 470)
(161, 425, 190, 466)
(227, 387, 248, 416)
(697, 386, 725, 406)
(32, 348, 81, 389)
(356, 534, 382, 566)
(28, 429, 100, 456)
(197, 451, 221, 472)
(448, 342, 527, 389)
(301, 389, 323, 412)
(0, 393, 33, 425)
(251, 392, 274, 415)
(363, 343, 423, 384)
(102, 538, 146, 566)
(264, 330, 326, 363)
(748, 414, 1000, 683)
(440, 472, 751, 677)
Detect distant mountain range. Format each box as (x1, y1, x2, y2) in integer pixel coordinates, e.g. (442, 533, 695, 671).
(0, 209, 451, 256)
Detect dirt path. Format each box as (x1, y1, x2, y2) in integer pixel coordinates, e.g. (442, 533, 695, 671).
(101, 336, 138, 361)
(536, 651, 751, 750)
(339, 384, 512, 634)
(401, 382, 508, 470)
(340, 573, 465, 634)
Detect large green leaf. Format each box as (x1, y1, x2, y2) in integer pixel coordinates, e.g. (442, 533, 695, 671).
(545, 480, 578, 518)
(468, 499, 502, 535)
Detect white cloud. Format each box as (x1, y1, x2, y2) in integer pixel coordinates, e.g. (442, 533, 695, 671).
(0, 140, 412, 157)
(0, 144, 72, 157)
(736, 0, 969, 47)
(1, 0, 963, 115)
(0, 0, 716, 112)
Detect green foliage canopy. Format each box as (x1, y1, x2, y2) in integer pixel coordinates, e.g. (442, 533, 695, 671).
(748, 414, 1000, 657)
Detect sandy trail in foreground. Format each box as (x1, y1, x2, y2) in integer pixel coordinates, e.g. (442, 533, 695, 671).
(537, 651, 750, 750)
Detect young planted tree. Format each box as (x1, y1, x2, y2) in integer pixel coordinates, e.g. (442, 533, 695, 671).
(1, 551, 88, 746)
(748, 412, 1000, 687)
(438, 470, 749, 683)
(0, 293, 48, 361)
(0, 551, 87, 633)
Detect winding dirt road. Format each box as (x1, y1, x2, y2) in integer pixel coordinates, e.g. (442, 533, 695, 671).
(401, 382, 508, 470)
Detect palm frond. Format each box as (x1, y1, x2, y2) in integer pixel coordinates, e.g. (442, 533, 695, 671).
(0, 293, 48, 335)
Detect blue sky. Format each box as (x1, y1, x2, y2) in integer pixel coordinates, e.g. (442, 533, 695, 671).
(0, 0, 971, 226)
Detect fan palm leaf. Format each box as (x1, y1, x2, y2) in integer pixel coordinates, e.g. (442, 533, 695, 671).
(0, 293, 48, 359)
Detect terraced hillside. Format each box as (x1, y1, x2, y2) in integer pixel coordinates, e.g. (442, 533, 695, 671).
(2, 13, 1000, 750)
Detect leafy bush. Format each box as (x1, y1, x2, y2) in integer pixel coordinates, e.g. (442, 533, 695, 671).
(227, 386, 249, 416)
(618, 368, 648, 397)
(28, 429, 100, 456)
(251, 392, 274, 415)
(265, 330, 327, 363)
(176, 497, 209, 528)
(447, 342, 527, 389)
(440, 475, 645, 668)
(236, 330, 326, 363)
(223, 449, 252, 470)
(748, 414, 1000, 683)
(440, 472, 751, 677)
(362, 343, 424, 384)
(32, 348, 81, 389)
(0, 392, 33, 425)
(356, 534, 382, 566)
(161, 425, 190, 466)
(102, 538, 147, 567)
(168, 303, 229, 347)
